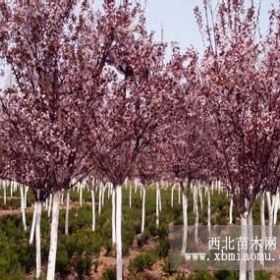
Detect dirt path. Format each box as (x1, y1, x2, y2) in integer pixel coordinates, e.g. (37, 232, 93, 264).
(0, 201, 92, 217)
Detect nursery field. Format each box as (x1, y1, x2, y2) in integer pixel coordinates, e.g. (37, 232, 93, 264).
(0, 186, 275, 280)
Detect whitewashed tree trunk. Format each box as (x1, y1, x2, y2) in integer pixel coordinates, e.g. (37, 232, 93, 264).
(158, 185, 162, 212)
(141, 186, 146, 234)
(20, 185, 27, 231)
(181, 186, 188, 255)
(112, 187, 116, 246)
(171, 185, 174, 207)
(24, 186, 29, 208)
(91, 189, 96, 232)
(10, 181, 13, 198)
(266, 192, 273, 238)
(102, 184, 105, 207)
(207, 188, 211, 234)
(35, 201, 42, 279)
(116, 185, 123, 280)
(99, 184, 102, 214)
(48, 194, 53, 218)
(29, 202, 37, 244)
(247, 206, 255, 280)
(198, 186, 203, 211)
(46, 192, 61, 280)
(273, 191, 279, 225)
(229, 197, 233, 224)
(156, 184, 160, 228)
(194, 187, 199, 244)
(260, 192, 265, 267)
(178, 184, 181, 204)
(239, 212, 248, 280)
(65, 191, 70, 235)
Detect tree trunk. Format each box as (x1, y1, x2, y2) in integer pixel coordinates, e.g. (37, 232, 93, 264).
(20, 185, 27, 231)
(29, 202, 37, 244)
(239, 211, 248, 280)
(247, 206, 255, 280)
(112, 187, 116, 246)
(181, 186, 188, 255)
(229, 197, 233, 224)
(260, 192, 265, 267)
(46, 192, 61, 280)
(194, 187, 199, 244)
(91, 189, 96, 232)
(171, 185, 174, 207)
(65, 191, 70, 235)
(35, 201, 42, 279)
(207, 188, 211, 234)
(99, 183, 102, 214)
(116, 185, 123, 280)
(266, 192, 273, 238)
(178, 184, 181, 204)
(156, 184, 160, 228)
(48, 194, 53, 218)
(141, 186, 146, 234)
(273, 191, 279, 225)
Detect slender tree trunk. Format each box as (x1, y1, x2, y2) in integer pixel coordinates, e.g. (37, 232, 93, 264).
(229, 197, 233, 224)
(65, 191, 70, 235)
(112, 187, 116, 246)
(247, 206, 255, 280)
(29, 202, 37, 244)
(141, 186, 146, 234)
(99, 184, 102, 214)
(198, 186, 203, 211)
(260, 192, 265, 267)
(156, 184, 160, 228)
(239, 211, 248, 280)
(24, 186, 29, 208)
(91, 189, 96, 232)
(181, 185, 188, 255)
(194, 187, 199, 244)
(158, 185, 162, 212)
(47, 192, 61, 280)
(171, 185, 174, 207)
(20, 185, 27, 231)
(48, 194, 53, 218)
(116, 185, 123, 280)
(273, 191, 279, 225)
(35, 201, 42, 279)
(207, 188, 211, 234)
(178, 184, 181, 204)
(266, 192, 273, 238)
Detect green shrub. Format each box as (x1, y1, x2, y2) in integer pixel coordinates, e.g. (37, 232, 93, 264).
(102, 268, 116, 280)
(76, 255, 92, 279)
(187, 271, 214, 280)
(56, 247, 71, 275)
(255, 271, 271, 280)
(215, 270, 238, 280)
(130, 251, 157, 272)
(156, 239, 170, 258)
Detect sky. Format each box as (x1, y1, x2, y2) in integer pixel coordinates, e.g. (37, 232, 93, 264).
(95, 0, 277, 53)
(0, 0, 277, 86)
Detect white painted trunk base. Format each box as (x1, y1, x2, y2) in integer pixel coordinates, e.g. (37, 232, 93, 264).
(46, 192, 61, 280)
